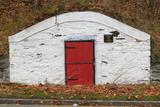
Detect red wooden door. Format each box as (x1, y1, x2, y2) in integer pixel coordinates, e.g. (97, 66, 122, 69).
(65, 41, 95, 85)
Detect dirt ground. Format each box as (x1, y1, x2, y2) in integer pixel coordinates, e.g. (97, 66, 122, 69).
(0, 105, 130, 107)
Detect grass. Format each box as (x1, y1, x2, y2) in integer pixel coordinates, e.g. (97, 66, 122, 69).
(0, 83, 159, 100)
(0, 91, 159, 101)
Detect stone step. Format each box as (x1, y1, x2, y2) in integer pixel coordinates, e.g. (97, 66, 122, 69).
(151, 76, 160, 80)
(151, 63, 160, 83)
(0, 59, 8, 64)
(0, 64, 8, 68)
(151, 72, 160, 76)
(0, 55, 9, 82)
(151, 74, 160, 78)
(151, 72, 160, 75)
(151, 70, 160, 74)
(151, 79, 160, 83)
(151, 64, 160, 70)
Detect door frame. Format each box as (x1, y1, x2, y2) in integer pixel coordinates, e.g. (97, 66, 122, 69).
(64, 40, 95, 85)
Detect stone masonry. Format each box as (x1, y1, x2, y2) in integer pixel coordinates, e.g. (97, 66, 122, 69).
(0, 54, 9, 82)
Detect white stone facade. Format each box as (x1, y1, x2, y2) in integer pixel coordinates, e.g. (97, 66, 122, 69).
(9, 11, 151, 84)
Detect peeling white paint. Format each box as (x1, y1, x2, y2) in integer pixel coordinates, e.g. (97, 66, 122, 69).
(9, 11, 151, 84)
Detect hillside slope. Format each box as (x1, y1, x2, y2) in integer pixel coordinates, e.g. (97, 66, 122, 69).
(0, 0, 160, 63)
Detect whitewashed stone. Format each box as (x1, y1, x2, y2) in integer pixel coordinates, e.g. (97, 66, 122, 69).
(9, 12, 151, 84)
